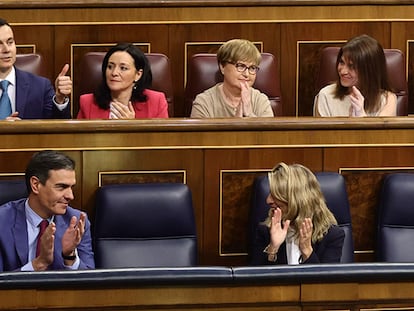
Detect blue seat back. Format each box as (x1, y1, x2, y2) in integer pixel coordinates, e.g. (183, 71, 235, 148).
(377, 173, 414, 262)
(94, 183, 197, 268)
(0, 180, 28, 206)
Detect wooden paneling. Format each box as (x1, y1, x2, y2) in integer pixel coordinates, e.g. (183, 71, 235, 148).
(2, 271, 414, 310)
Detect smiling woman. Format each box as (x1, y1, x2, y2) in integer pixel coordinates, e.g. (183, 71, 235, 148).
(76, 42, 169, 119)
(190, 38, 274, 118)
(313, 34, 397, 117)
(250, 162, 344, 266)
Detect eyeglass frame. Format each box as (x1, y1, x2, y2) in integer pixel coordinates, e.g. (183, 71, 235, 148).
(227, 61, 260, 75)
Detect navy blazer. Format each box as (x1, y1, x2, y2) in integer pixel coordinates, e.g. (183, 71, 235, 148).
(0, 198, 95, 271)
(250, 224, 345, 265)
(15, 67, 71, 119)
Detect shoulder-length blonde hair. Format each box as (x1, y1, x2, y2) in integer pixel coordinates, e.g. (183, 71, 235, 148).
(264, 162, 337, 243)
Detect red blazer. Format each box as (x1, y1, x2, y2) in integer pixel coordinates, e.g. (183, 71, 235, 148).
(77, 89, 169, 119)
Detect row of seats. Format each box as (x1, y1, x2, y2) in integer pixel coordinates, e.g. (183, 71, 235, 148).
(16, 47, 408, 117)
(0, 173, 412, 267)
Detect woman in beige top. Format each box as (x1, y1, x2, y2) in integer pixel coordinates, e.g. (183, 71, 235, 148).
(314, 34, 397, 117)
(190, 39, 274, 118)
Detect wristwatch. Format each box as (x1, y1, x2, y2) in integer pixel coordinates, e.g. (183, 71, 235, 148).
(263, 244, 278, 262)
(62, 251, 76, 261)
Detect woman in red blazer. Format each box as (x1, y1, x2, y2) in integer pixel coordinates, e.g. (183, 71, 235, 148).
(77, 43, 168, 119)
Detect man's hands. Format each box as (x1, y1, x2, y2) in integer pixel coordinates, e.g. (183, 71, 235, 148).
(32, 213, 86, 270)
(62, 213, 86, 258)
(5, 112, 21, 121)
(32, 222, 56, 271)
(54, 64, 72, 104)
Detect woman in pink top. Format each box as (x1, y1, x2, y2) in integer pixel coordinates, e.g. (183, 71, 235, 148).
(77, 43, 168, 119)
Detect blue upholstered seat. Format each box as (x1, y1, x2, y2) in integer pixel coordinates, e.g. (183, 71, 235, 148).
(0, 179, 28, 206)
(249, 172, 354, 263)
(377, 173, 414, 262)
(94, 183, 197, 268)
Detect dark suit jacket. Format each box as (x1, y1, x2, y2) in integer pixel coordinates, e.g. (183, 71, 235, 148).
(250, 224, 345, 265)
(15, 68, 71, 119)
(77, 89, 168, 119)
(0, 198, 95, 271)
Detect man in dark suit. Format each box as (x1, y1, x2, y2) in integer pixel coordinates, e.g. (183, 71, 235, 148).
(0, 150, 95, 271)
(0, 18, 72, 120)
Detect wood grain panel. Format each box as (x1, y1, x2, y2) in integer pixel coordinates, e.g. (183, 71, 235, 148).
(12, 25, 54, 80)
(6, 4, 414, 23)
(3, 277, 414, 310)
(324, 147, 414, 261)
(390, 21, 414, 114)
(34, 284, 301, 310)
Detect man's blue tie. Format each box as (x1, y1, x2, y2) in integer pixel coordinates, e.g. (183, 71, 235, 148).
(0, 80, 12, 119)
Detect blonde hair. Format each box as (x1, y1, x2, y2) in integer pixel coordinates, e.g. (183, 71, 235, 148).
(217, 39, 261, 66)
(264, 162, 337, 243)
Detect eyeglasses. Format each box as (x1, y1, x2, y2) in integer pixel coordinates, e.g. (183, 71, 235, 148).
(230, 62, 260, 75)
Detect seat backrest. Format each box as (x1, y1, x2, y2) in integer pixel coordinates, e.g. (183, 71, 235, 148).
(315, 47, 408, 116)
(0, 180, 28, 206)
(94, 183, 197, 268)
(15, 54, 42, 76)
(79, 52, 174, 116)
(377, 173, 414, 262)
(184, 53, 282, 116)
(249, 172, 354, 263)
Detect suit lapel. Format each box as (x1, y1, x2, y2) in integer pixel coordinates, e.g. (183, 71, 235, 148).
(53, 215, 67, 256)
(12, 202, 29, 266)
(14, 68, 29, 116)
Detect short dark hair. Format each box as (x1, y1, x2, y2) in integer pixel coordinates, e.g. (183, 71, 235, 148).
(0, 18, 10, 27)
(94, 42, 152, 109)
(25, 150, 75, 193)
